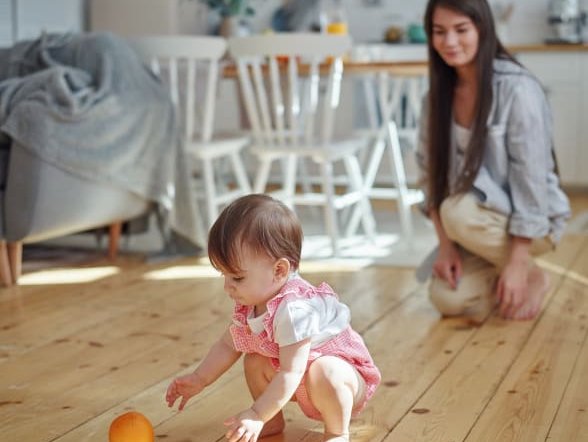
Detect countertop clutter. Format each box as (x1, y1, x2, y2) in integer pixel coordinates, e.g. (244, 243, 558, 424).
(509, 43, 588, 52)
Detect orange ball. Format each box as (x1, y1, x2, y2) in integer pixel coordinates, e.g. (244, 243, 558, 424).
(109, 411, 154, 442)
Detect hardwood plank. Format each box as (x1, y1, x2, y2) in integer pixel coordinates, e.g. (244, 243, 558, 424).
(338, 286, 481, 441)
(462, 242, 588, 442)
(546, 318, 588, 441)
(52, 365, 243, 442)
(377, 235, 588, 441)
(0, 279, 232, 440)
(46, 266, 408, 440)
(0, 265, 415, 441)
(381, 277, 562, 441)
(0, 261, 219, 362)
(544, 231, 588, 441)
(1, 192, 586, 442)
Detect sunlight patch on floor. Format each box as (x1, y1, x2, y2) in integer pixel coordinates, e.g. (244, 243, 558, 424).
(567, 270, 588, 287)
(143, 265, 221, 280)
(18, 266, 120, 285)
(300, 259, 372, 273)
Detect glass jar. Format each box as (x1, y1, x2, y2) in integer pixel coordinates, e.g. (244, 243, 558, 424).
(320, 0, 348, 34)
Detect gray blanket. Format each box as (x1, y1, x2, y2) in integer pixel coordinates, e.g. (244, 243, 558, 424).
(0, 32, 205, 249)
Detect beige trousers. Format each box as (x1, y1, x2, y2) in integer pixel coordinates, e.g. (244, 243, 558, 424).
(429, 193, 553, 318)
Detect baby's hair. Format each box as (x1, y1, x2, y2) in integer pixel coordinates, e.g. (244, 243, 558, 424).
(208, 194, 303, 274)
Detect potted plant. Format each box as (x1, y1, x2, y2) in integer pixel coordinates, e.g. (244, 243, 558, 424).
(204, 0, 256, 18)
(202, 0, 257, 36)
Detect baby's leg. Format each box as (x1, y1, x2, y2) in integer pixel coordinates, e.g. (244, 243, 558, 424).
(243, 353, 285, 437)
(305, 356, 365, 441)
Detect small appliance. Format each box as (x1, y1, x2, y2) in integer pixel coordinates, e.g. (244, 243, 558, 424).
(546, 0, 585, 44)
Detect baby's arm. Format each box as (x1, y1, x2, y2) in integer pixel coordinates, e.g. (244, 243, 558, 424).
(166, 327, 241, 410)
(253, 338, 311, 419)
(224, 338, 311, 441)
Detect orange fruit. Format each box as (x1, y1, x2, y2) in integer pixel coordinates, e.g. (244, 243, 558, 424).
(109, 411, 154, 442)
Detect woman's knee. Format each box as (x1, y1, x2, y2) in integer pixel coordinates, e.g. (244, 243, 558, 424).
(439, 194, 472, 242)
(429, 268, 497, 317)
(429, 278, 469, 316)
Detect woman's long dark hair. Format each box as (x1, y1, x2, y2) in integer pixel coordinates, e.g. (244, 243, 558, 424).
(423, 0, 516, 210)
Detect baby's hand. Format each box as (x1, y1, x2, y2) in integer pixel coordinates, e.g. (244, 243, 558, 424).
(224, 408, 264, 442)
(165, 372, 206, 411)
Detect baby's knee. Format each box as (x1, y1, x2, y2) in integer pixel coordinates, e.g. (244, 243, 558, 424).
(306, 356, 339, 389)
(243, 352, 271, 373)
(306, 356, 358, 399)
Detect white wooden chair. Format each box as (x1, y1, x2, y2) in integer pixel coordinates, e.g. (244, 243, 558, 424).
(349, 69, 427, 242)
(132, 36, 251, 230)
(227, 33, 376, 256)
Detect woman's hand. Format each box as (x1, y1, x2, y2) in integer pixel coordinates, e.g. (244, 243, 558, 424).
(497, 236, 532, 318)
(224, 408, 264, 442)
(433, 241, 462, 289)
(496, 258, 529, 318)
(166, 372, 207, 411)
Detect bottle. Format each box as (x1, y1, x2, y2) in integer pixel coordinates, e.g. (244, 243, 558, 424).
(320, 0, 348, 35)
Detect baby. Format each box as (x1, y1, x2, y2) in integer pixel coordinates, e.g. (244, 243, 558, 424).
(166, 194, 381, 441)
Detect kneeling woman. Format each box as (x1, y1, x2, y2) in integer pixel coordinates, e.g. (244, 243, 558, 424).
(417, 0, 571, 320)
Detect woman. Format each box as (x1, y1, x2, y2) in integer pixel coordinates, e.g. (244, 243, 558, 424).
(417, 0, 570, 321)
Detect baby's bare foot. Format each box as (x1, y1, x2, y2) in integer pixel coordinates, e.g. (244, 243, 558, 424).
(260, 412, 285, 438)
(510, 266, 550, 320)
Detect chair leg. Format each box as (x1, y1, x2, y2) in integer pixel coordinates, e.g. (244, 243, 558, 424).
(283, 154, 298, 210)
(202, 158, 219, 229)
(8, 242, 22, 284)
(387, 121, 413, 241)
(254, 156, 272, 194)
(230, 152, 252, 195)
(321, 162, 340, 257)
(108, 222, 122, 260)
(0, 241, 13, 287)
(344, 156, 376, 240)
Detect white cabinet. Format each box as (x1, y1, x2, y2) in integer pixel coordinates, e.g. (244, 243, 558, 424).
(89, 0, 208, 37)
(516, 51, 588, 187)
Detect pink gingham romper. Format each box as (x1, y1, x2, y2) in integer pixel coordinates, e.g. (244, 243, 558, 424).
(229, 275, 381, 420)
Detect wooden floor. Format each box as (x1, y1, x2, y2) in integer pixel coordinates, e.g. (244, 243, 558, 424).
(1, 193, 588, 442)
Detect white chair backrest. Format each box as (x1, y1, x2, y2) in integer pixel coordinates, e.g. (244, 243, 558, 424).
(227, 33, 352, 148)
(131, 35, 227, 143)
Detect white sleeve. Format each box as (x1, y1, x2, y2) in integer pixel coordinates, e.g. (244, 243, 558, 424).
(273, 296, 350, 347)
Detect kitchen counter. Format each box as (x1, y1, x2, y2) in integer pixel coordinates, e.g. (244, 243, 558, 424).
(508, 43, 588, 52)
(351, 43, 588, 64)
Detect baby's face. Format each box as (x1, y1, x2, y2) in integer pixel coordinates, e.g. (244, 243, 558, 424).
(221, 246, 282, 313)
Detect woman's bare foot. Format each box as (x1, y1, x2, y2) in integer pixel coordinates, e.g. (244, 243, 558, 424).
(509, 266, 550, 320)
(260, 411, 285, 438)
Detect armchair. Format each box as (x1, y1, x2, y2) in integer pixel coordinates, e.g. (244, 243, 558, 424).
(0, 31, 196, 287)
(0, 142, 149, 286)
